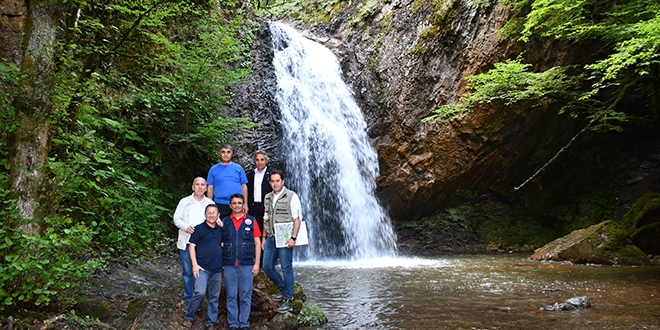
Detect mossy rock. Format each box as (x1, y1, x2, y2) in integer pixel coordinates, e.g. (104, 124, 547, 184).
(531, 220, 650, 265)
(74, 300, 112, 319)
(269, 311, 299, 330)
(620, 191, 660, 254)
(291, 282, 307, 313)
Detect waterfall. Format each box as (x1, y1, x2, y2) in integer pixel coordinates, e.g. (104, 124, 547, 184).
(270, 22, 397, 260)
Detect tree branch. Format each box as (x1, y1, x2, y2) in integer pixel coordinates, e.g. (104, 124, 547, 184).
(513, 116, 597, 191)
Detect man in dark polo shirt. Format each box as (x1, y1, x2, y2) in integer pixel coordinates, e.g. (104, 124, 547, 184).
(183, 204, 224, 329)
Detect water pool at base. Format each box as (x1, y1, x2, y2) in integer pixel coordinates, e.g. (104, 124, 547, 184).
(294, 254, 660, 329)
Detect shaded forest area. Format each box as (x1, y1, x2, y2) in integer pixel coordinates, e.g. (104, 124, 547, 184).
(0, 0, 259, 318)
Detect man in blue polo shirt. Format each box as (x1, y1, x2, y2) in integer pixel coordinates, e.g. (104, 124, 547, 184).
(183, 204, 223, 329)
(206, 144, 249, 219)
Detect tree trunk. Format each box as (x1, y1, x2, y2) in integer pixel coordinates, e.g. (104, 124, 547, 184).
(8, 0, 62, 233)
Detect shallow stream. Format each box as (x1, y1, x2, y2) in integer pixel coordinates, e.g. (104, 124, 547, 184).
(295, 254, 660, 329)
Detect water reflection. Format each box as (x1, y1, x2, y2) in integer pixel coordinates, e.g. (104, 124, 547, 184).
(295, 254, 660, 329)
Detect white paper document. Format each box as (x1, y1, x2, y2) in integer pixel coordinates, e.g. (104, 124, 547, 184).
(274, 221, 309, 248)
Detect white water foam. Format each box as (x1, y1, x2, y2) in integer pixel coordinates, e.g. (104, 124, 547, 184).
(295, 257, 457, 269)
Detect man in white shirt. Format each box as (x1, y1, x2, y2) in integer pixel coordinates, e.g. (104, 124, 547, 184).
(173, 177, 214, 313)
(246, 150, 272, 238)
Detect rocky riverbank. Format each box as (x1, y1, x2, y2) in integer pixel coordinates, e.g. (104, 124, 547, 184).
(0, 254, 313, 330)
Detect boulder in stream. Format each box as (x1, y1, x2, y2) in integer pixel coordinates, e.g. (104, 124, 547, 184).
(540, 296, 591, 311)
(530, 220, 650, 265)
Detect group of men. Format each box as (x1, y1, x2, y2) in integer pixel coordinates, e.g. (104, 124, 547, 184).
(172, 145, 302, 330)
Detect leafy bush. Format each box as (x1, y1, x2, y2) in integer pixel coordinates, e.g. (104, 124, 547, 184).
(297, 302, 327, 326)
(0, 155, 100, 313)
(426, 58, 582, 123)
(0, 212, 101, 313)
(42, 0, 258, 260)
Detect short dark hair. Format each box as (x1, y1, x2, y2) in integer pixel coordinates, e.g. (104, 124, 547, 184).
(270, 169, 284, 181)
(219, 144, 233, 152)
(205, 204, 219, 213)
(229, 193, 244, 202)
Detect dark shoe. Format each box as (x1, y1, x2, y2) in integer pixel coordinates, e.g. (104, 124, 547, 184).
(182, 319, 193, 328)
(277, 299, 293, 313)
(182, 301, 188, 313)
(270, 292, 285, 302)
(229, 327, 238, 330)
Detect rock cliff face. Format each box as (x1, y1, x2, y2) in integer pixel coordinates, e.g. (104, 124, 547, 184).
(0, 0, 25, 64)
(236, 0, 590, 221)
(329, 0, 575, 220)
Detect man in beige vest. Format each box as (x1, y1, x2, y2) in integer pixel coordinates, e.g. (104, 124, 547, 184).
(261, 169, 301, 313)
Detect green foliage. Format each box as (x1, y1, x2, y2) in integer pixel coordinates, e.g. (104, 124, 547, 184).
(406, 206, 473, 239)
(410, 0, 458, 55)
(427, 0, 457, 36)
(258, 0, 345, 24)
(356, 0, 380, 23)
(0, 211, 101, 312)
(432, 0, 660, 131)
(474, 202, 558, 250)
(0, 62, 20, 139)
(427, 58, 582, 122)
(40, 0, 259, 260)
(65, 312, 104, 329)
(404, 217, 438, 238)
(297, 302, 327, 326)
(0, 0, 259, 314)
(407, 199, 558, 251)
(1, 151, 101, 314)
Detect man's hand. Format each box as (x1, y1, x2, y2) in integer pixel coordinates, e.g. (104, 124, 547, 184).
(186, 226, 195, 234)
(192, 264, 203, 279)
(252, 264, 259, 277)
(286, 238, 296, 249)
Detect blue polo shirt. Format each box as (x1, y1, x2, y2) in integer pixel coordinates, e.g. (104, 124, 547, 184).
(189, 221, 223, 273)
(207, 162, 248, 205)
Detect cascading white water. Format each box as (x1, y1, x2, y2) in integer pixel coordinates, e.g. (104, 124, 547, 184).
(270, 22, 397, 260)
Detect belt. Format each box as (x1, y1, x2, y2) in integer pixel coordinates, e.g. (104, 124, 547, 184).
(253, 202, 262, 206)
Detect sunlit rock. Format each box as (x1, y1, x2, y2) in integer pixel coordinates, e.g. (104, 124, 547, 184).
(530, 220, 650, 265)
(540, 296, 591, 311)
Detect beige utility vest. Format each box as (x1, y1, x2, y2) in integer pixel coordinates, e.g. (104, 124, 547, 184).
(264, 187, 294, 237)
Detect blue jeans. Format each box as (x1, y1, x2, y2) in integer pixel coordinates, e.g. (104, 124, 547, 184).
(224, 265, 254, 328)
(179, 245, 194, 306)
(263, 236, 294, 299)
(184, 268, 223, 327)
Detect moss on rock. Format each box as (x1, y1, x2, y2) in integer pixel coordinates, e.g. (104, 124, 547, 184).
(74, 300, 112, 320)
(621, 191, 660, 254)
(531, 220, 649, 265)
